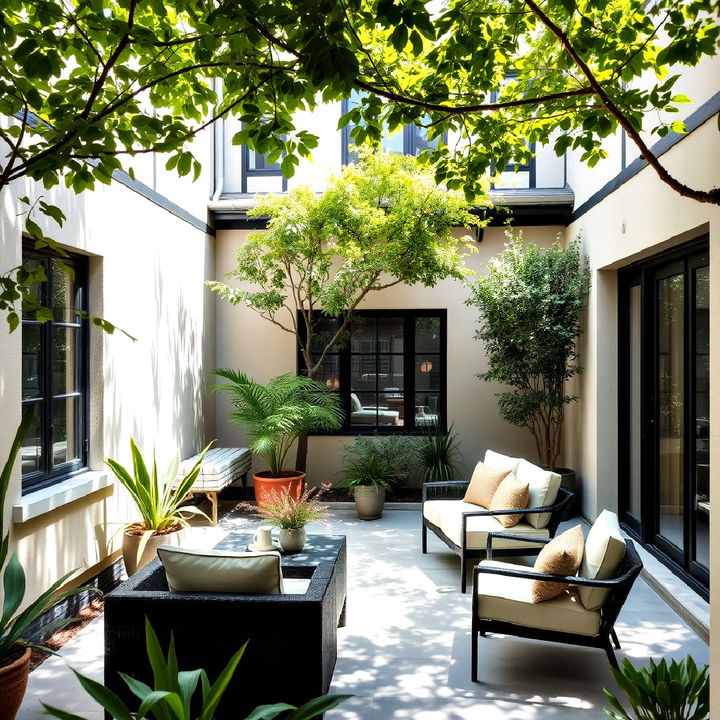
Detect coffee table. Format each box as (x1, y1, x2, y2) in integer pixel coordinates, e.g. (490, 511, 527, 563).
(104, 533, 347, 717)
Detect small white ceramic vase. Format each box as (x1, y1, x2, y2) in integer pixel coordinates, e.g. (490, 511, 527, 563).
(279, 528, 306, 553)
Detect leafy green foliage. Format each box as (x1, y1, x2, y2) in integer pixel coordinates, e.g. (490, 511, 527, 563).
(338, 434, 417, 489)
(212, 372, 343, 477)
(106, 439, 215, 555)
(0, 407, 90, 660)
(42, 617, 350, 720)
(238, 485, 329, 530)
(467, 233, 590, 469)
(603, 656, 709, 720)
(415, 422, 463, 483)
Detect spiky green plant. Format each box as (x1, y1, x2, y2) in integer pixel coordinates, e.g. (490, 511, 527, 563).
(212, 372, 343, 477)
(0, 407, 89, 660)
(415, 422, 463, 483)
(43, 617, 350, 720)
(604, 656, 709, 720)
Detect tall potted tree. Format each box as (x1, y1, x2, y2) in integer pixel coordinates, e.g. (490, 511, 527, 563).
(212, 372, 343, 505)
(209, 150, 480, 472)
(467, 233, 590, 483)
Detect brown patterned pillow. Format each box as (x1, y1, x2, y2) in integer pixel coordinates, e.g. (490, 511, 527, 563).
(530, 525, 585, 603)
(489, 474, 529, 528)
(464, 462, 510, 508)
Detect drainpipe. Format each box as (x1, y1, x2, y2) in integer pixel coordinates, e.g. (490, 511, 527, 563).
(212, 78, 224, 201)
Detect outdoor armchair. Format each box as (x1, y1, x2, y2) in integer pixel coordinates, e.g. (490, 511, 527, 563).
(471, 533, 643, 679)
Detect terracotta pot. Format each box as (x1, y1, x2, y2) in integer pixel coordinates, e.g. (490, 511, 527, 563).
(122, 524, 185, 576)
(253, 471, 305, 507)
(279, 528, 306, 553)
(0, 646, 31, 720)
(353, 486, 385, 520)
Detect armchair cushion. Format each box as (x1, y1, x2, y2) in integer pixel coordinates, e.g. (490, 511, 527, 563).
(476, 560, 600, 636)
(579, 510, 626, 610)
(157, 546, 284, 594)
(483, 449, 522, 476)
(516, 460, 561, 529)
(489, 474, 529, 528)
(530, 525, 585, 603)
(464, 462, 510, 508)
(423, 500, 549, 549)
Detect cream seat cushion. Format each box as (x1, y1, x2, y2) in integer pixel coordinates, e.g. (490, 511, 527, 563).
(579, 510, 626, 610)
(157, 546, 284, 594)
(515, 459, 561, 529)
(423, 500, 549, 549)
(483, 449, 522, 475)
(476, 560, 600, 636)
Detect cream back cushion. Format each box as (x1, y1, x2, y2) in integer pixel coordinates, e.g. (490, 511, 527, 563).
(483, 449, 522, 476)
(157, 546, 284, 594)
(516, 460, 561, 529)
(578, 510, 626, 610)
(464, 462, 509, 509)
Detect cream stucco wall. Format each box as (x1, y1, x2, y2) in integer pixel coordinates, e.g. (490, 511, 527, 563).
(0, 171, 215, 606)
(213, 225, 565, 487)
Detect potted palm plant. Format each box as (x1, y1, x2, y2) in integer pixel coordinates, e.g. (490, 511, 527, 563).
(212, 371, 343, 506)
(106, 439, 212, 575)
(0, 408, 88, 720)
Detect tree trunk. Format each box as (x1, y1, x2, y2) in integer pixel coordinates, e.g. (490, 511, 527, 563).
(295, 432, 308, 473)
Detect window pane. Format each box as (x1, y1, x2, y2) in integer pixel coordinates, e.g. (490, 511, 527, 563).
(377, 318, 403, 353)
(310, 316, 341, 353)
(21, 259, 44, 319)
(247, 149, 280, 171)
(377, 355, 404, 391)
(412, 125, 440, 154)
(381, 128, 404, 154)
(312, 354, 340, 390)
(415, 355, 441, 391)
(351, 317, 376, 353)
(21, 405, 43, 474)
(350, 392, 399, 427)
(380, 392, 405, 426)
(415, 393, 439, 427)
(54, 326, 79, 395)
(52, 260, 79, 322)
(351, 355, 377, 391)
(22, 325, 43, 399)
(53, 396, 81, 467)
(415, 316, 441, 353)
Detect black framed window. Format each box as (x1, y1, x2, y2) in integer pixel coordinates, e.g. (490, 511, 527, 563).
(341, 91, 446, 165)
(299, 310, 446, 433)
(21, 244, 89, 493)
(241, 132, 287, 193)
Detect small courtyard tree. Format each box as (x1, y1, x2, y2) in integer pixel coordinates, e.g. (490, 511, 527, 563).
(467, 233, 591, 470)
(209, 150, 480, 471)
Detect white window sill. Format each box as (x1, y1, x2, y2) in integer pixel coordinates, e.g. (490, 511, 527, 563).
(13, 471, 112, 523)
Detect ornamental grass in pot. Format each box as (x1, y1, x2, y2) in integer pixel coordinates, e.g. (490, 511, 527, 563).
(212, 371, 342, 506)
(106, 439, 212, 575)
(237, 485, 330, 553)
(0, 408, 89, 720)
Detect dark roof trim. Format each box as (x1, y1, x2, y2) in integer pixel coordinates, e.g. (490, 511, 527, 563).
(475, 203, 573, 227)
(570, 90, 720, 224)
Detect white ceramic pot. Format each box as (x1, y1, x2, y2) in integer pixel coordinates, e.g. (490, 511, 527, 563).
(353, 486, 385, 520)
(279, 528, 306, 553)
(122, 525, 184, 576)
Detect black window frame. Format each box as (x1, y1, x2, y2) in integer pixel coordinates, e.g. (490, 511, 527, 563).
(240, 135, 288, 193)
(21, 241, 89, 494)
(298, 309, 447, 434)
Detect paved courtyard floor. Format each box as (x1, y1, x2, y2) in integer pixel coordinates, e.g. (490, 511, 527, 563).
(18, 507, 709, 720)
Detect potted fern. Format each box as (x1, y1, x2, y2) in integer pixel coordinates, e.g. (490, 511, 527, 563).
(106, 439, 212, 575)
(212, 372, 343, 506)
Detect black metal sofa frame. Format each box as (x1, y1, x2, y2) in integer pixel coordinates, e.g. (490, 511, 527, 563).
(471, 533, 643, 679)
(422, 481, 574, 592)
(104, 539, 347, 718)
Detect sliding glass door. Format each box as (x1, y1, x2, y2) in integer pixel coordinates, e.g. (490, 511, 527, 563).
(618, 241, 709, 596)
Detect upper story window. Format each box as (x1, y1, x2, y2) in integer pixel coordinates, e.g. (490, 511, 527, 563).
(341, 91, 445, 165)
(299, 310, 446, 433)
(241, 132, 287, 193)
(491, 141, 537, 189)
(21, 244, 89, 493)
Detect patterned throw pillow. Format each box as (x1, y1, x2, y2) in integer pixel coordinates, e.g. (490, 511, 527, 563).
(464, 461, 510, 509)
(530, 525, 585, 603)
(489, 474, 530, 528)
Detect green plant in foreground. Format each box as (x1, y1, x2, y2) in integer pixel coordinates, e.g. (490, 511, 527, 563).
(238, 486, 330, 530)
(43, 617, 350, 720)
(603, 656, 709, 720)
(212, 371, 343, 477)
(106, 439, 214, 556)
(0, 407, 89, 660)
(415, 422, 463, 484)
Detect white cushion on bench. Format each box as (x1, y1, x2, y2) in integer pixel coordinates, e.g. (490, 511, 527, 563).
(178, 447, 250, 477)
(483, 449, 521, 475)
(476, 560, 600, 636)
(515, 460, 561, 529)
(423, 500, 549, 549)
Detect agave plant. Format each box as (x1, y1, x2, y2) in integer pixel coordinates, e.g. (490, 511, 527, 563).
(212, 372, 343, 477)
(106, 439, 214, 558)
(0, 407, 89, 661)
(415, 422, 462, 484)
(43, 617, 350, 720)
(604, 656, 709, 720)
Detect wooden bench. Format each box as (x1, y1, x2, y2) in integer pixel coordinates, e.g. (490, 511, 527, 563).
(176, 447, 251, 524)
